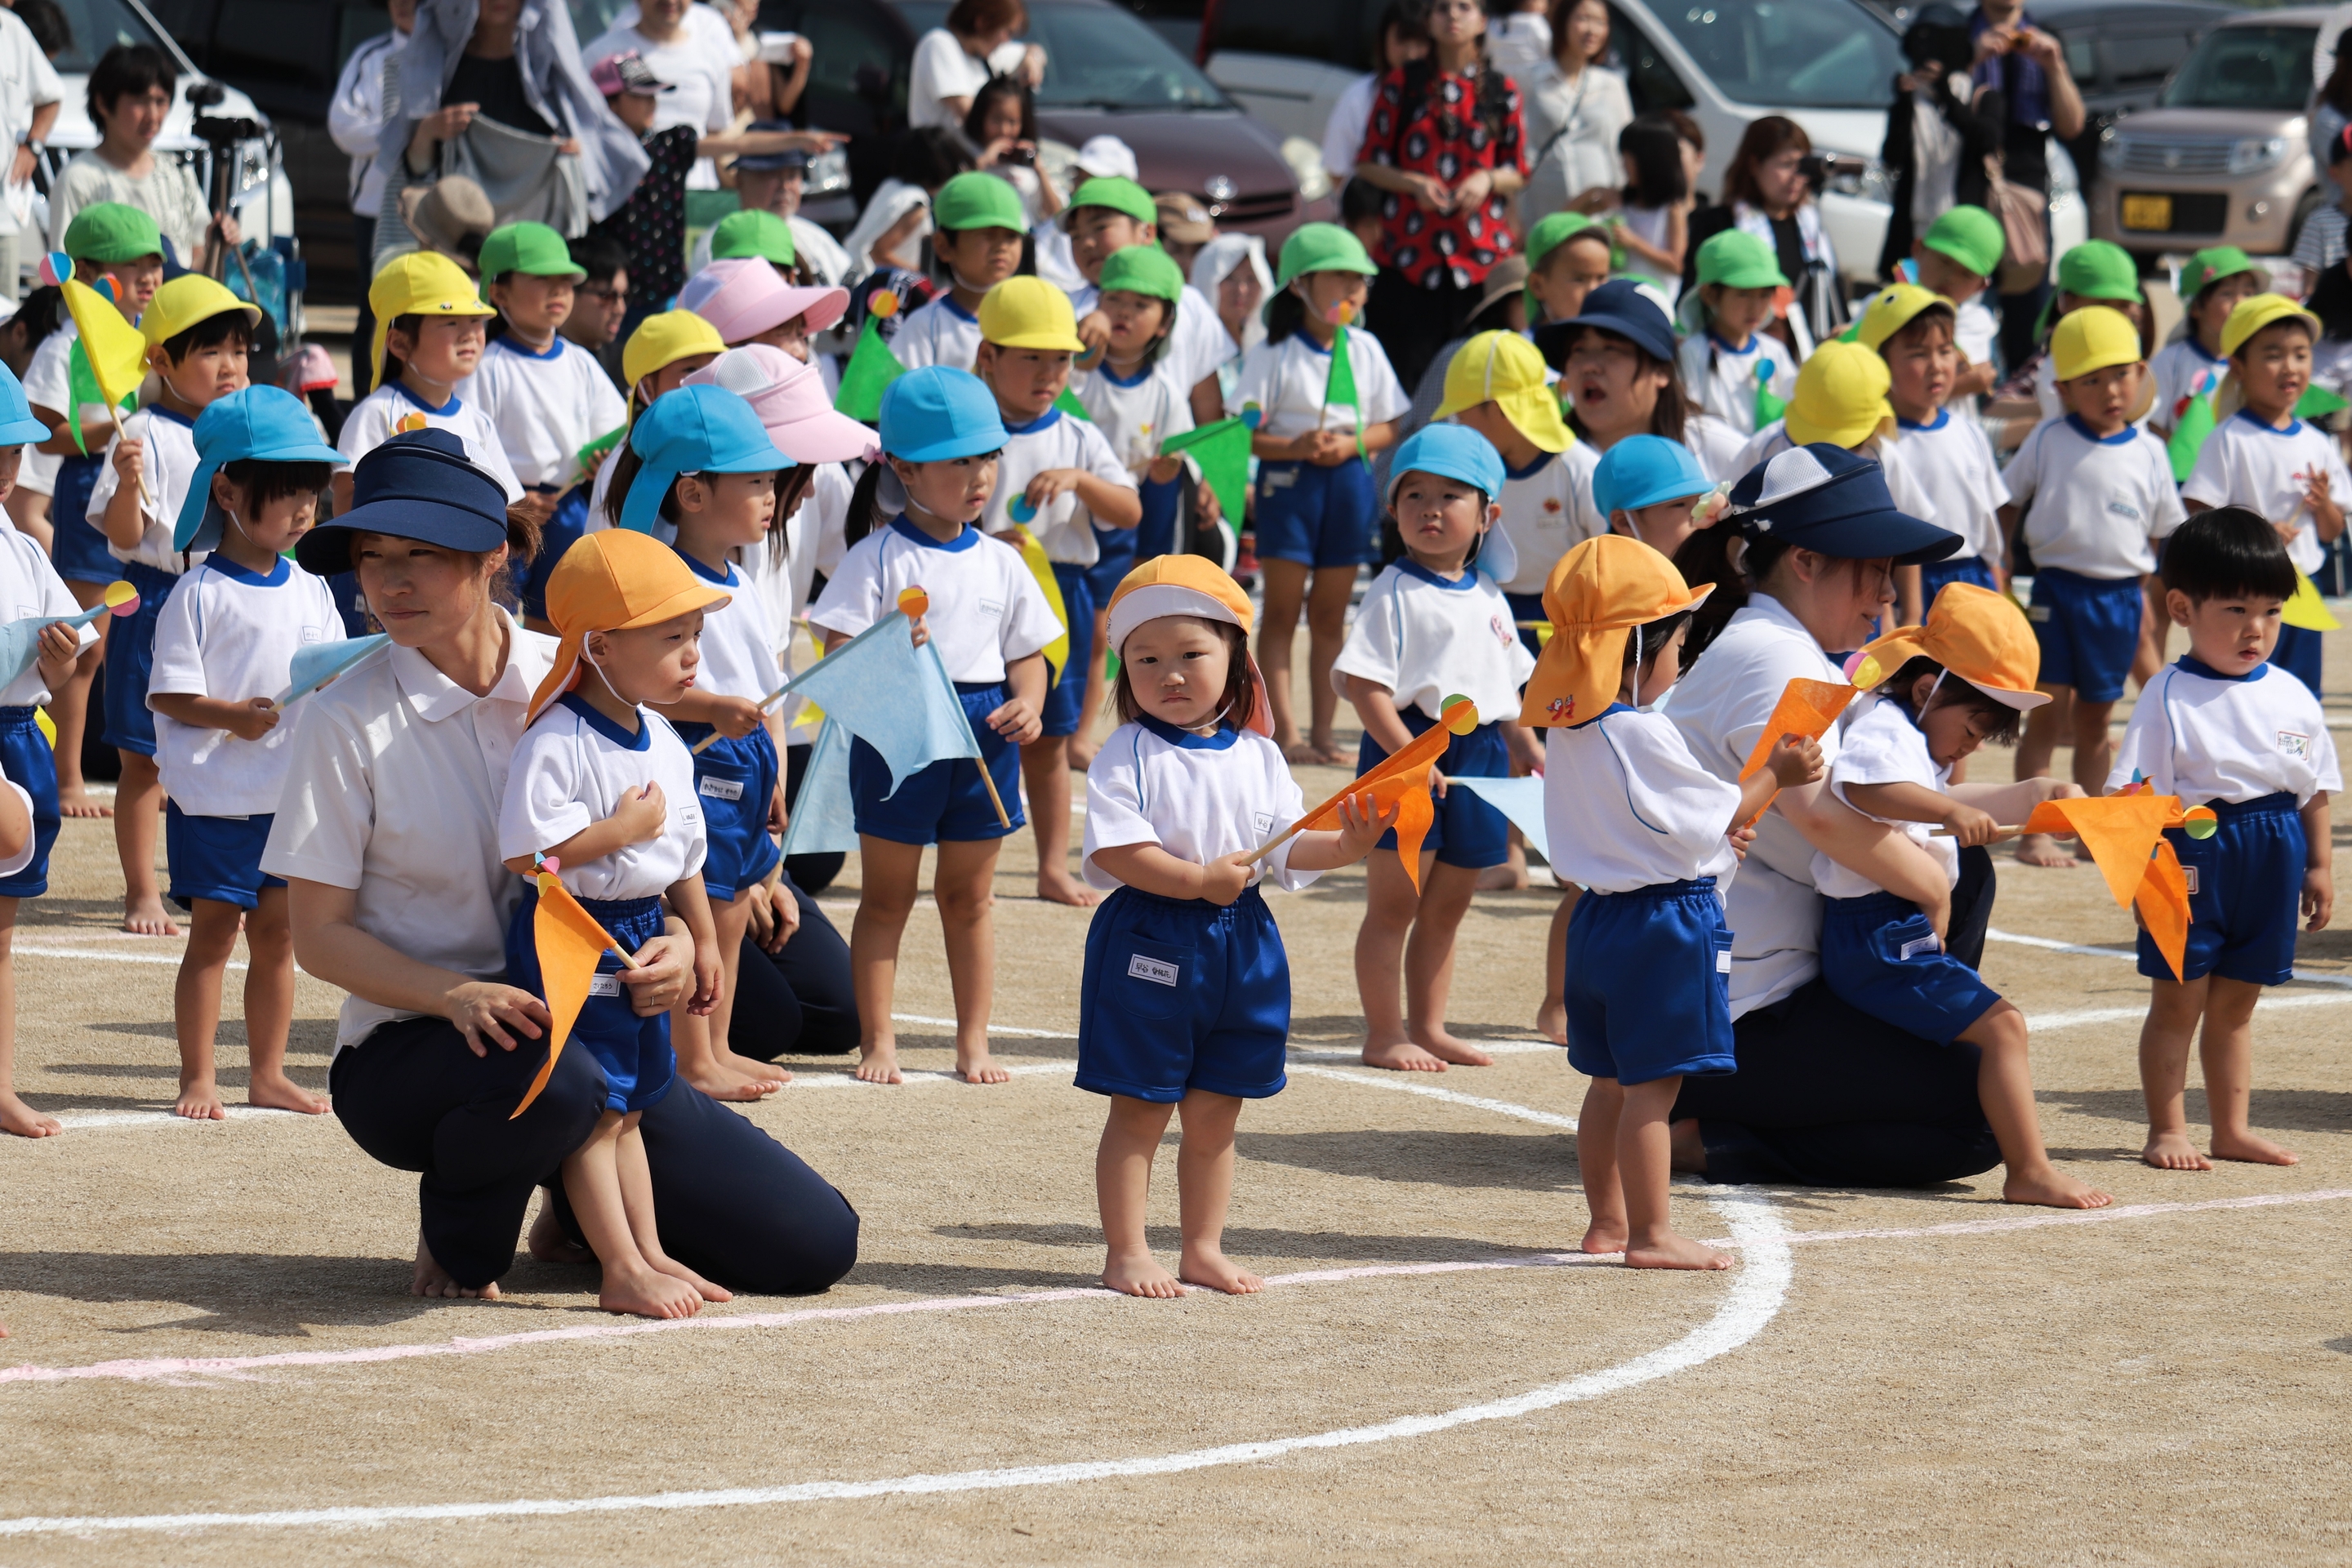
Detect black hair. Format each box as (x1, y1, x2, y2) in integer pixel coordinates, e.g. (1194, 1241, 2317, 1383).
(1113, 617, 1256, 733)
(8, 286, 63, 352)
(1878, 653, 2020, 744)
(844, 459, 889, 547)
(2327, 28, 2352, 118)
(599, 443, 670, 528)
(1373, 0, 1432, 68)
(1675, 525, 1790, 662)
(1642, 106, 1704, 158)
(1263, 287, 1309, 346)
(1620, 608, 1693, 675)
(963, 74, 1037, 148)
(893, 126, 975, 191)
(2332, 120, 2352, 167)
(1395, 2, 1510, 149)
(160, 310, 253, 364)
(216, 457, 332, 517)
(380, 311, 421, 384)
(2310, 254, 2352, 342)
(569, 232, 629, 286)
(1339, 176, 1386, 229)
(2159, 505, 2299, 604)
(87, 42, 176, 127)
(16, 0, 68, 58)
(1617, 119, 1687, 209)
(1559, 327, 1690, 447)
(1878, 301, 1955, 356)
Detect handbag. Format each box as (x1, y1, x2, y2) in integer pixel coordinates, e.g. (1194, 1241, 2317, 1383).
(1983, 151, 2047, 294)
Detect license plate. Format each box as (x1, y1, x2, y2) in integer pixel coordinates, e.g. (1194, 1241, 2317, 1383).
(2121, 194, 2172, 231)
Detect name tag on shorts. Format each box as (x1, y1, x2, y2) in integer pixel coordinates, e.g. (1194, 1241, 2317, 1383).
(1714, 949, 1732, 973)
(1128, 953, 1179, 987)
(699, 776, 745, 801)
(2279, 730, 2310, 760)
(2027, 604, 2051, 622)
(586, 973, 621, 997)
(1899, 934, 1943, 961)
(2183, 866, 2198, 895)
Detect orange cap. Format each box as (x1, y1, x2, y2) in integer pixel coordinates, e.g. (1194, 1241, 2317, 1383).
(1846, 580, 2049, 710)
(1101, 554, 1270, 735)
(1518, 534, 1713, 728)
(527, 530, 733, 726)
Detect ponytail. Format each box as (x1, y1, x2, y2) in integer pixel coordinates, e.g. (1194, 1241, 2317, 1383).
(1263, 287, 1308, 346)
(844, 458, 891, 549)
(1673, 525, 1791, 663)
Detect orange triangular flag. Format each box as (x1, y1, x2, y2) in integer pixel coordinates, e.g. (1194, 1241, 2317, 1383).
(510, 871, 625, 1120)
(2135, 836, 2193, 983)
(2019, 793, 2180, 910)
(1292, 697, 1474, 893)
(1735, 677, 1856, 826)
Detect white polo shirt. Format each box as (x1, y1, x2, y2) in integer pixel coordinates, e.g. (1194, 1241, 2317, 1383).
(1227, 330, 1410, 442)
(2003, 414, 2184, 579)
(1073, 358, 1196, 475)
(0, 527, 97, 708)
(87, 406, 207, 572)
(1683, 412, 1749, 483)
(1952, 297, 1998, 372)
(146, 555, 345, 817)
(1897, 408, 2008, 567)
(807, 516, 1059, 684)
(261, 612, 559, 1053)
(981, 407, 1137, 566)
(453, 335, 628, 492)
(907, 30, 1029, 131)
(1080, 718, 1316, 892)
(1333, 559, 1535, 724)
(2180, 408, 2352, 577)
(1490, 443, 1604, 596)
(1544, 705, 1742, 894)
(499, 698, 706, 902)
(893, 293, 985, 373)
(674, 547, 782, 702)
(2108, 657, 2343, 807)
(1811, 693, 1958, 899)
(1677, 331, 1798, 439)
(337, 382, 526, 502)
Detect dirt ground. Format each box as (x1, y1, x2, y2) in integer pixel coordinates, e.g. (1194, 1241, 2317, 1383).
(1, 626, 2348, 1566)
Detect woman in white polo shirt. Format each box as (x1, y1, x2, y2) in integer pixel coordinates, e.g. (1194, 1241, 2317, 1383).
(261, 430, 857, 1301)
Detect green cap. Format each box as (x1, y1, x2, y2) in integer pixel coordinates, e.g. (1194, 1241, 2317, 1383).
(1920, 205, 2004, 280)
(933, 171, 1030, 235)
(2055, 239, 2142, 304)
(2181, 245, 2265, 301)
(61, 202, 163, 264)
(1694, 229, 1789, 292)
(1275, 222, 1377, 287)
(709, 207, 797, 266)
(1064, 176, 1157, 229)
(1097, 243, 1185, 303)
(1525, 211, 1602, 270)
(478, 222, 585, 281)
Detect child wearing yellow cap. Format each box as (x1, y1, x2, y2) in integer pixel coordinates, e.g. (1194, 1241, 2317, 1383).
(1081, 555, 1392, 1295)
(1815, 585, 2109, 1209)
(1525, 534, 1821, 1268)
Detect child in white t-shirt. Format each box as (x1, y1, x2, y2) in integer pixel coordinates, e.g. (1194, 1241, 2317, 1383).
(335, 252, 524, 519)
(894, 171, 1029, 372)
(2148, 247, 2265, 450)
(1675, 229, 1798, 442)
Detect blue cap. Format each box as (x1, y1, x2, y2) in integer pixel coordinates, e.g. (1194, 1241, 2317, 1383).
(1538, 278, 1678, 368)
(879, 366, 1008, 463)
(1592, 434, 1711, 521)
(1388, 423, 1505, 506)
(298, 429, 510, 576)
(0, 362, 50, 448)
(173, 386, 349, 552)
(1726, 443, 1959, 566)
(733, 120, 812, 173)
(620, 384, 794, 534)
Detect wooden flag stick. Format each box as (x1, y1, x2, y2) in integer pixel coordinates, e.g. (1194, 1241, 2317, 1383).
(1928, 824, 2028, 841)
(971, 748, 1013, 831)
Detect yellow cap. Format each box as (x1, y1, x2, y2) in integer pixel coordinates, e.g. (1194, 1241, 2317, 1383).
(978, 276, 1086, 353)
(1518, 533, 1712, 728)
(2051, 305, 2143, 381)
(1853, 283, 1951, 354)
(527, 529, 733, 727)
(140, 274, 261, 350)
(2220, 292, 2322, 359)
(367, 251, 497, 382)
(1847, 581, 2050, 710)
(1784, 339, 1895, 448)
(621, 309, 728, 400)
(1434, 330, 1571, 453)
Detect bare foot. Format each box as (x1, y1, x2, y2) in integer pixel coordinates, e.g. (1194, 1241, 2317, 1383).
(56, 788, 110, 819)
(854, 1045, 904, 1085)
(411, 1234, 497, 1299)
(2212, 1130, 2299, 1166)
(646, 1251, 733, 1303)
(1408, 1027, 1493, 1067)
(1279, 738, 1316, 765)
(1036, 867, 1100, 907)
(0, 1090, 61, 1138)
(1308, 739, 1349, 766)
(1578, 1222, 1628, 1255)
(174, 1077, 226, 1120)
(714, 1048, 791, 1085)
(2014, 832, 2078, 868)
(2141, 1130, 2213, 1171)
(681, 1063, 782, 1101)
(1178, 1244, 1264, 1294)
(1668, 1118, 1708, 1174)
(1624, 1232, 1733, 1270)
(122, 896, 180, 937)
(1475, 860, 1527, 891)
(599, 1261, 706, 1319)
(956, 1049, 1011, 1085)
(2002, 1166, 2114, 1208)
(1361, 1037, 1449, 1072)
(1069, 737, 1099, 772)
(1535, 996, 1566, 1045)
(527, 1200, 594, 1265)
(247, 1071, 330, 1115)
(1102, 1250, 1183, 1298)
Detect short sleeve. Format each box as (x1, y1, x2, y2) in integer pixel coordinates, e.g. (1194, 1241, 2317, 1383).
(21, 335, 69, 412)
(259, 704, 378, 889)
(2310, 715, 2344, 795)
(1258, 742, 1317, 891)
(995, 551, 1062, 663)
(1610, 713, 1744, 863)
(145, 575, 210, 698)
(498, 730, 594, 864)
(2179, 427, 2229, 510)
(1080, 732, 1160, 865)
(806, 537, 884, 637)
(1999, 425, 2042, 512)
(1080, 424, 1138, 503)
(1829, 702, 1931, 791)
(2105, 683, 2174, 797)
(1357, 334, 1411, 424)
(2146, 445, 2188, 536)
(1329, 573, 1403, 696)
(336, 396, 388, 464)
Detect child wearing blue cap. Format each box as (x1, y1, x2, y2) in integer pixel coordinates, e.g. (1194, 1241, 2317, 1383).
(809, 367, 1060, 1087)
(147, 385, 348, 1121)
(1334, 423, 1538, 1073)
(1592, 433, 1720, 560)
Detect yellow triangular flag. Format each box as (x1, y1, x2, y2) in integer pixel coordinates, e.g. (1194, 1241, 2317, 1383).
(2283, 571, 2341, 631)
(59, 279, 148, 416)
(1013, 526, 1071, 681)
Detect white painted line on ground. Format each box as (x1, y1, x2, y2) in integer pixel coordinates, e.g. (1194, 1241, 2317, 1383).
(51, 1106, 308, 1131)
(2025, 992, 2352, 1033)
(891, 1013, 1073, 1040)
(1288, 1062, 1579, 1131)
(16, 942, 240, 971)
(1988, 928, 2352, 990)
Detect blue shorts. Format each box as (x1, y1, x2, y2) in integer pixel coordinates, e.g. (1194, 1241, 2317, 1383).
(1357, 711, 1512, 870)
(1563, 877, 1736, 1085)
(1254, 457, 1375, 568)
(2027, 567, 2142, 704)
(164, 804, 286, 911)
(504, 889, 674, 1114)
(849, 680, 1024, 844)
(2140, 792, 2306, 986)
(1820, 890, 2002, 1045)
(1504, 590, 1545, 658)
(1076, 883, 1289, 1102)
(1039, 561, 1094, 739)
(1085, 523, 1141, 606)
(2269, 621, 2322, 697)
(0, 706, 60, 900)
(48, 455, 115, 585)
(1920, 553, 1996, 604)
(101, 561, 180, 757)
(1132, 473, 1183, 563)
(518, 488, 589, 624)
(676, 722, 780, 903)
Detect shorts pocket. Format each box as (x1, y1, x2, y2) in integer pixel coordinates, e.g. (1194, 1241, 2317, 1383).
(1110, 936, 1192, 1021)
(1880, 912, 1942, 965)
(1707, 925, 1734, 1000)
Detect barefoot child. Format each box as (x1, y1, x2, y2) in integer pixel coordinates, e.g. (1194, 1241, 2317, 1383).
(1335, 425, 1538, 1072)
(500, 528, 731, 1319)
(2109, 507, 2337, 1170)
(1080, 555, 1393, 1294)
(893, 171, 1029, 371)
(973, 276, 1142, 906)
(147, 386, 348, 1120)
(334, 251, 523, 518)
(1674, 229, 1797, 440)
(1815, 585, 2111, 1208)
(808, 367, 1059, 1085)
(1530, 533, 1821, 1268)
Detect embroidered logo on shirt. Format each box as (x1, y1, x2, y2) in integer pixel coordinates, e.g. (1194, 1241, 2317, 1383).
(699, 777, 746, 801)
(2104, 500, 2144, 523)
(586, 973, 621, 997)
(1253, 811, 1276, 836)
(1542, 496, 1562, 514)
(2279, 729, 2310, 759)
(1490, 613, 1515, 647)
(1128, 953, 1179, 986)
(979, 599, 1004, 617)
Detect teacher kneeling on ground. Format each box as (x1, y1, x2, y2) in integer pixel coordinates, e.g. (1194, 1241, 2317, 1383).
(1662, 443, 2002, 1187)
(262, 430, 858, 1300)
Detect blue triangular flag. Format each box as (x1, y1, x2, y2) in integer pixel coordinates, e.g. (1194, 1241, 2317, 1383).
(784, 611, 980, 800)
(273, 634, 390, 707)
(777, 716, 858, 858)
(1441, 775, 1551, 863)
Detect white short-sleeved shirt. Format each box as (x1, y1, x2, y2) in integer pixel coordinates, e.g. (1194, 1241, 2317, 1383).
(2148, 337, 2228, 438)
(1074, 358, 1196, 475)
(499, 698, 706, 902)
(1734, 422, 1939, 528)
(908, 30, 1030, 130)
(1953, 297, 1998, 372)
(1896, 408, 2008, 567)
(982, 408, 1138, 565)
(453, 335, 628, 492)
(892, 293, 984, 372)
(0, 9, 62, 240)
(675, 548, 782, 702)
(2108, 657, 2342, 808)
(146, 555, 345, 817)
(1081, 718, 1316, 892)
(1677, 331, 1797, 439)
(337, 382, 527, 502)
(1659, 592, 1847, 1017)
(1333, 559, 1535, 722)
(1492, 443, 1604, 595)
(46, 152, 209, 263)
(1544, 705, 1742, 893)
(87, 406, 205, 572)
(1070, 284, 1227, 399)
(1321, 72, 1379, 180)
(585, 13, 733, 187)
(0, 527, 97, 708)
(2181, 408, 2352, 577)
(1811, 694, 1958, 899)
(2003, 414, 2185, 579)
(807, 516, 1059, 683)
(1228, 330, 1410, 441)
(260, 613, 559, 1052)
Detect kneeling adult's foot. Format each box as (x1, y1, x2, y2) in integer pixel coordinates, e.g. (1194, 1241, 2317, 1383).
(854, 1045, 904, 1085)
(412, 1235, 497, 1299)
(1361, 1038, 1450, 1073)
(2141, 1130, 2212, 1171)
(2014, 833, 2078, 868)
(527, 1200, 595, 1265)
(1409, 1027, 1493, 1067)
(1102, 1250, 1183, 1298)
(2212, 1130, 2298, 1166)
(1624, 1232, 1732, 1270)
(600, 1262, 706, 1319)
(247, 1071, 330, 1116)
(1178, 1245, 1263, 1294)
(2002, 1166, 2113, 1209)
(0, 1091, 61, 1138)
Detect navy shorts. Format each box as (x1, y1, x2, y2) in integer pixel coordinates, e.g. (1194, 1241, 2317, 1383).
(0, 706, 60, 900)
(504, 889, 674, 1114)
(676, 722, 780, 902)
(1820, 890, 2002, 1045)
(101, 561, 180, 756)
(1132, 472, 1182, 563)
(1039, 561, 1094, 739)
(1920, 554, 1996, 604)
(2269, 621, 2323, 697)
(2140, 792, 2306, 986)
(1503, 590, 1545, 658)
(1358, 712, 1512, 870)
(164, 804, 286, 911)
(48, 454, 115, 585)
(519, 488, 588, 624)
(1076, 883, 1289, 1102)
(2027, 567, 2142, 704)
(1563, 877, 1737, 1085)
(1085, 524, 1140, 605)
(1254, 457, 1375, 568)
(850, 680, 1024, 844)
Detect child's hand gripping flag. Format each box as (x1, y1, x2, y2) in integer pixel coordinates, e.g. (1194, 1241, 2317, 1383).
(2013, 791, 2207, 982)
(833, 288, 907, 422)
(0, 580, 138, 688)
(1249, 696, 1477, 892)
(510, 857, 643, 1120)
(1157, 416, 1253, 532)
(1735, 676, 1856, 827)
(60, 278, 149, 478)
(270, 633, 391, 709)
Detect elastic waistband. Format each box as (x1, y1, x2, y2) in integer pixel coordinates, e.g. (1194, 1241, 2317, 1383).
(677, 720, 778, 759)
(119, 560, 181, 590)
(570, 893, 664, 924)
(0, 706, 39, 731)
(1823, 889, 1924, 921)
(2196, 791, 2297, 821)
(954, 679, 1005, 697)
(1590, 876, 1716, 900)
(1111, 881, 1267, 913)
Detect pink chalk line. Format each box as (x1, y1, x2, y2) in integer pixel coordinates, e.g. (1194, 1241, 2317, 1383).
(6, 1187, 2342, 1391)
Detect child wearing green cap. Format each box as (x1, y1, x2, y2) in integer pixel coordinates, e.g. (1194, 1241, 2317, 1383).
(2148, 247, 2266, 449)
(896, 171, 1032, 373)
(1063, 176, 1227, 429)
(1910, 204, 2004, 398)
(1676, 229, 1797, 439)
(1522, 211, 1614, 327)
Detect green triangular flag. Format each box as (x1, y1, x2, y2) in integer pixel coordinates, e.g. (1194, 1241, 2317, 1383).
(833, 316, 905, 423)
(1157, 416, 1253, 534)
(65, 338, 136, 457)
(1321, 322, 1365, 465)
(1753, 359, 1787, 430)
(2295, 382, 2349, 419)
(2167, 373, 2218, 484)
(1053, 385, 1091, 420)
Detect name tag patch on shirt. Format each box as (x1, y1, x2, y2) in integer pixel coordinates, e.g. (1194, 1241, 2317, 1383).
(1253, 811, 1276, 836)
(979, 599, 1004, 618)
(2279, 729, 2310, 760)
(699, 776, 746, 801)
(299, 627, 325, 644)
(2105, 501, 2144, 523)
(586, 973, 621, 997)
(1128, 953, 1179, 987)
(2028, 604, 2051, 622)
(2183, 865, 2199, 895)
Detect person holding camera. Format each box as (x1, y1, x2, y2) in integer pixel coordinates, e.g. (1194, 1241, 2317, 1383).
(1878, 4, 2007, 282)
(46, 44, 235, 268)
(1967, 0, 2084, 370)
(1683, 117, 1840, 356)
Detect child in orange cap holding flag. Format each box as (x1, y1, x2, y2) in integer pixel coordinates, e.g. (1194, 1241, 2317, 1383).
(1528, 533, 1823, 1269)
(1820, 582, 2110, 1209)
(1080, 555, 1392, 1296)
